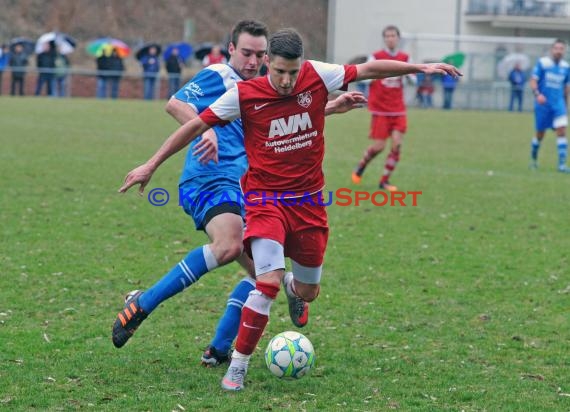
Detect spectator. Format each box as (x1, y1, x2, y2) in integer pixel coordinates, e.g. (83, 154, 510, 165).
(35, 41, 56, 96)
(53, 49, 70, 97)
(416, 72, 434, 108)
(355, 80, 370, 100)
(165, 47, 183, 97)
(140, 46, 160, 100)
(9, 43, 28, 96)
(0, 44, 9, 95)
(106, 48, 124, 99)
(96, 47, 110, 98)
(508, 63, 526, 112)
(442, 73, 458, 109)
(202, 44, 227, 67)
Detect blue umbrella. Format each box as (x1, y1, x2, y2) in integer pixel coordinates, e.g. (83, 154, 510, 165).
(163, 42, 193, 63)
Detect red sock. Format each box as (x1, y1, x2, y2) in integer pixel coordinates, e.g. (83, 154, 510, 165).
(358, 146, 381, 171)
(234, 281, 279, 355)
(381, 148, 400, 183)
(235, 306, 268, 355)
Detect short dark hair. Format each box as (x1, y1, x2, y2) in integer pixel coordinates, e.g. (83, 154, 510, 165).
(553, 38, 567, 47)
(230, 20, 269, 48)
(382, 25, 400, 37)
(268, 28, 303, 60)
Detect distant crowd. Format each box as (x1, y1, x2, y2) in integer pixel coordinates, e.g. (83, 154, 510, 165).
(0, 38, 228, 100)
(0, 41, 70, 97)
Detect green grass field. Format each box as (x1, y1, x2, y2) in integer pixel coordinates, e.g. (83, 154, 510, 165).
(1, 97, 569, 411)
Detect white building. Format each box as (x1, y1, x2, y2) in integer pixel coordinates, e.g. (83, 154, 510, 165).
(327, 0, 570, 109)
(327, 0, 570, 63)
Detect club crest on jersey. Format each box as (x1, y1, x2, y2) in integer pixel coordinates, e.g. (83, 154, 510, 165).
(297, 91, 312, 108)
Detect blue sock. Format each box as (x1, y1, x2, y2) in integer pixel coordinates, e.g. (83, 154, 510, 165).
(557, 137, 568, 168)
(531, 137, 541, 161)
(211, 277, 256, 353)
(139, 245, 218, 313)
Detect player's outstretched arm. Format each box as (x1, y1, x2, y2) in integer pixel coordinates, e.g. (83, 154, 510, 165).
(325, 91, 367, 115)
(166, 97, 198, 124)
(166, 97, 219, 163)
(355, 60, 461, 82)
(118, 117, 212, 195)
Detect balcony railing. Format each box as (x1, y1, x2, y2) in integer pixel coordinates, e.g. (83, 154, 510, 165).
(467, 0, 569, 18)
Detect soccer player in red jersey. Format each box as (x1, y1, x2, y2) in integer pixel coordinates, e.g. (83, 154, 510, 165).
(352, 25, 411, 191)
(119, 28, 460, 391)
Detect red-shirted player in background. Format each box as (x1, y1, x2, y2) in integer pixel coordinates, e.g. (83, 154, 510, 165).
(202, 44, 228, 67)
(352, 25, 412, 192)
(119, 28, 460, 391)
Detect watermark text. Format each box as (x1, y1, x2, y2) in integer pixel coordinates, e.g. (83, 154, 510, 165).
(146, 187, 422, 208)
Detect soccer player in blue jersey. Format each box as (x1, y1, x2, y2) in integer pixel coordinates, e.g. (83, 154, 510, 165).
(529, 39, 570, 172)
(112, 20, 367, 362)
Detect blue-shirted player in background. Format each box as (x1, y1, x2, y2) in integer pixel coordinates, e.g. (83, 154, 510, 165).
(529, 39, 570, 172)
(112, 20, 367, 365)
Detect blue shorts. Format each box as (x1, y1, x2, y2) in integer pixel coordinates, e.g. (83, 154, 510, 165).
(535, 102, 568, 131)
(179, 175, 245, 230)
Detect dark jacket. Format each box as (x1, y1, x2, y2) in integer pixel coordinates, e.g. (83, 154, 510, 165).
(165, 55, 182, 74)
(106, 53, 124, 79)
(96, 55, 109, 78)
(37, 50, 56, 70)
(9, 52, 28, 77)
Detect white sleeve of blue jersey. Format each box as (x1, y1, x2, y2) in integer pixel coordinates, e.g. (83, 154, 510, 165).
(173, 67, 235, 114)
(308, 60, 347, 92)
(532, 58, 548, 81)
(209, 86, 241, 122)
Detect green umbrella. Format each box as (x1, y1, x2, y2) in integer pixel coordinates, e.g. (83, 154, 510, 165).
(442, 52, 465, 68)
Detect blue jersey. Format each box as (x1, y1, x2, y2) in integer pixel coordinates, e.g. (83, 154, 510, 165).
(532, 56, 570, 109)
(174, 64, 248, 185)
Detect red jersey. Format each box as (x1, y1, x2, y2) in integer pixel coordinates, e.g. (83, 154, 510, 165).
(200, 60, 358, 197)
(367, 49, 409, 115)
(203, 53, 227, 66)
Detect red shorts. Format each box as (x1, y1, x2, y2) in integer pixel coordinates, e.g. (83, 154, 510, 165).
(369, 114, 407, 139)
(243, 194, 329, 267)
